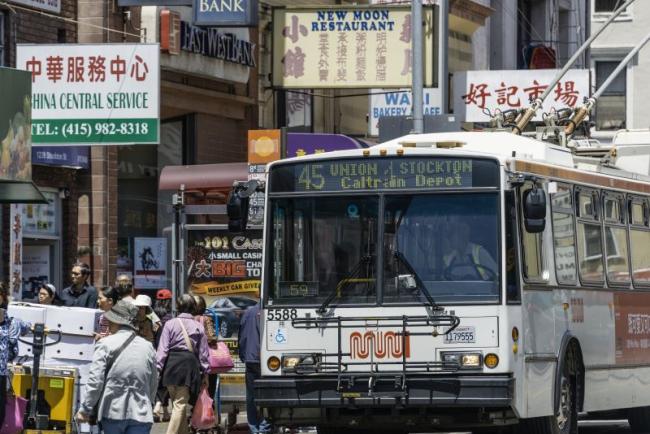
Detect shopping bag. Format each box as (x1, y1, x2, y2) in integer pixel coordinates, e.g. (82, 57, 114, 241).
(191, 389, 217, 430)
(208, 342, 234, 374)
(0, 394, 27, 434)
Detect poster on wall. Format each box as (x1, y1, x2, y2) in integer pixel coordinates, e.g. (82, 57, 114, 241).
(134, 237, 167, 289)
(10, 205, 24, 300)
(186, 227, 262, 373)
(248, 130, 281, 225)
(22, 245, 50, 299)
(22, 191, 58, 236)
(0, 68, 32, 182)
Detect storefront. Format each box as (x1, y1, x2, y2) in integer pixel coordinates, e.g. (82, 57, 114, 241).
(117, 6, 258, 292)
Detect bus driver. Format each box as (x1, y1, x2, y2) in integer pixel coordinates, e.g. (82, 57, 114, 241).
(442, 222, 497, 281)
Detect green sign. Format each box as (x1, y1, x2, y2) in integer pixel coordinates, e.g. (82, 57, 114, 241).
(17, 44, 159, 145)
(269, 158, 499, 193)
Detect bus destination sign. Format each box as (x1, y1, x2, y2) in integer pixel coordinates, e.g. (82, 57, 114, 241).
(269, 158, 498, 192)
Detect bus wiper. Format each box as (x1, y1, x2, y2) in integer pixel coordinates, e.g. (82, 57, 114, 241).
(317, 254, 374, 315)
(393, 250, 442, 312)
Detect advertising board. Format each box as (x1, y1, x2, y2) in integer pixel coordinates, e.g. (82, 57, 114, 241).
(17, 44, 160, 145)
(273, 6, 436, 88)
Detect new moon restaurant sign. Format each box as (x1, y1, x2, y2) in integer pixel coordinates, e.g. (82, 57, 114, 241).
(273, 6, 436, 88)
(16, 44, 160, 145)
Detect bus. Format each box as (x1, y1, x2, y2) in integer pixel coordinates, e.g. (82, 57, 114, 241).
(242, 130, 650, 434)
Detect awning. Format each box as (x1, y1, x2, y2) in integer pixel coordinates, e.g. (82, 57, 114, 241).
(0, 181, 48, 204)
(158, 162, 249, 194)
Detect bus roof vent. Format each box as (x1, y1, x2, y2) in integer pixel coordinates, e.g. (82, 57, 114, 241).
(399, 141, 465, 149)
(568, 138, 614, 158)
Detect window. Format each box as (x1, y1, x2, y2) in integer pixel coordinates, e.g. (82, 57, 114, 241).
(629, 197, 650, 285)
(595, 0, 627, 13)
(506, 192, 521, 302)
(603, 193, 630, 284)
(576, 189, 604, 282)
(520, 183, 546, 281)
(595, 61, 626, 130)
(551, 184, 577, 285)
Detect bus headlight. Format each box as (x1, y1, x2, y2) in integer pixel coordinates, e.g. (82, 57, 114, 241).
(441, 352, 483, 369)
(282, 354, 320, 373)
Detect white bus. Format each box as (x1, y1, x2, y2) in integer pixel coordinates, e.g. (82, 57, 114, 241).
(248, 131, 650, 434)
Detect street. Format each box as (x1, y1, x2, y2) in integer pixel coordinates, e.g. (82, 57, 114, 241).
(150, 419, 634, 434)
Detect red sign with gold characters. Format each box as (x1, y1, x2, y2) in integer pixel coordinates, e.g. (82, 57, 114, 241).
(614, 293, 650, 365)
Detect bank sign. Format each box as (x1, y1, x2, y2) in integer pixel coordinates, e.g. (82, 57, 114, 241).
(193, 0, 258, 27)
(17, 44, 160, 145)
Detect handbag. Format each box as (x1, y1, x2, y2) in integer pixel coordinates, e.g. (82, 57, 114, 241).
(88, 332, 136, 425)
(1, 384, 28, 434)
(208, 342, 234, 374)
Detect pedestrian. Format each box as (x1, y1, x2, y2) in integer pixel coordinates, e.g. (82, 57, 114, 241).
(153, 289, 173, 348)
(239, 302, 270, 434)
(37, 283, 59, 305)
(134, 294, 155, 344)
(116, 274, 135, 302)
(59, 262, 98, 308)
(76, 300, 158, 434)
(193, 295, 219, 404)
(0, 283, 30, 429)
(156, 295, 209, 434)
(153, 289, 174, 422)
(96, 287, 120, 340)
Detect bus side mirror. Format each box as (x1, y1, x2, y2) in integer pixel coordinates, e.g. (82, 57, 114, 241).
(523, 188, 546, 233)
(227, 189, 249, 233)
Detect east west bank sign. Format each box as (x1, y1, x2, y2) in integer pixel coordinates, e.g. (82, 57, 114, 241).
(118, 0, 258, 27)
(141, 6, 254, 84)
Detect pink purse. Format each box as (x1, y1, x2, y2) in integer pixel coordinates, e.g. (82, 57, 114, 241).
(208, 342, 234, 374)
(1, 392, 27, 434)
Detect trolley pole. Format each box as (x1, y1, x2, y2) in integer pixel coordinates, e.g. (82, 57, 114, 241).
(411, 0, 424, 134)
(439, 0, 449, 115)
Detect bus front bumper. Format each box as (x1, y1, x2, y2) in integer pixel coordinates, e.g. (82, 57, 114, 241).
(255, 374, 513, 408)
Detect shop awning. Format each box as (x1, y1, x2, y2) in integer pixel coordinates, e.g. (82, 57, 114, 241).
(158, 163, 249, 193)
(0, 181, 48, 204)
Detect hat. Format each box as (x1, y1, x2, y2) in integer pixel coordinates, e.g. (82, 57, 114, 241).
(104, 300, 138, 329)
(134, 294, 153, 313)
(156, 289, 172, 300)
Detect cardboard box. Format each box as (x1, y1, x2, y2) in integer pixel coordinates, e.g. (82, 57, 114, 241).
(45, 306, 101, 337)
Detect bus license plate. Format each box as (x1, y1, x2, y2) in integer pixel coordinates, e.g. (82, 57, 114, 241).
(444, 326, 476, 344)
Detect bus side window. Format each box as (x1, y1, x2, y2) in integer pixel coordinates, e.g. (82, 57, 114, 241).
(576, 188, 604, 283)
(519, 182, 546, 281)
(603, 193, 630, 285)
(506, 191, 520, 302)
(629, 197, 650, 286)
(551, 183, 577, 285)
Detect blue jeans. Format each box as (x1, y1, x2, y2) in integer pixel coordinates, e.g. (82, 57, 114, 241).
(101, 419, 152, 434)
(245, 363, 271, 434)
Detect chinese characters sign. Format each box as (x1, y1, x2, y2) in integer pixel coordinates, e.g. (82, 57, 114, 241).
(273, 6, 436, 88)
(614, 293, 650, 365)
(453, 69, 590, 123)
(0, 68, 32, 182)
(248, 130, 280, 225)
(17, 44, 160, 145)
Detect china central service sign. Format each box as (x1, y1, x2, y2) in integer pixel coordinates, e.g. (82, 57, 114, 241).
(273, 6, 436, 89)
(17, 44, 160, 145)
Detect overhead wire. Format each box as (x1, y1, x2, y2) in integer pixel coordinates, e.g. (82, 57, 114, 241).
(0, 1, 142, 40)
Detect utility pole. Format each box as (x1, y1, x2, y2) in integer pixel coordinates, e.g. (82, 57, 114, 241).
(411, 0, 424, 134)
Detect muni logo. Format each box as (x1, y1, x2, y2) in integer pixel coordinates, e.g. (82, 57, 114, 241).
(349, 331, 411, 360)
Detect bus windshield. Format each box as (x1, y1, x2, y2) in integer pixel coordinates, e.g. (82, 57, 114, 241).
(267, 192, 500, 306)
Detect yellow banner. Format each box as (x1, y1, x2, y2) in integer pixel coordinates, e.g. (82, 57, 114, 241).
(272, 6, 436, 88)
(191, 280, 260, 297)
